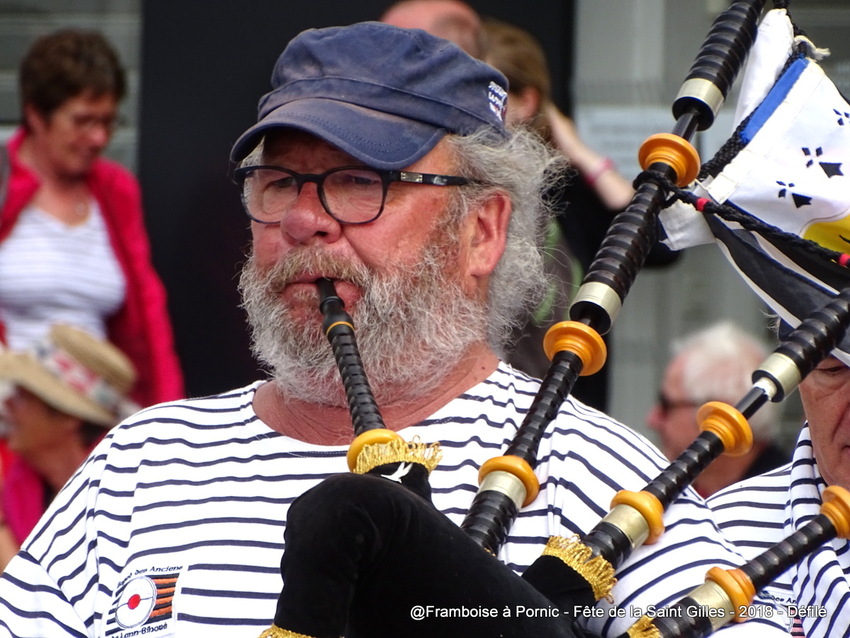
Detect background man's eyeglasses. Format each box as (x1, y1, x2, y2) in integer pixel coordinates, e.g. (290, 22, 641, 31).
(657, 392, 698, 416)
(233, 165, 474, 225)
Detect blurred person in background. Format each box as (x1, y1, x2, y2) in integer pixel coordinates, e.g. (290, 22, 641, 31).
(0, 324, 137, 571)
(0, 28, 183, 407)
(647, 320, 789, 497)
(380, 0, 484, 56)
(482, 17, 634, 243)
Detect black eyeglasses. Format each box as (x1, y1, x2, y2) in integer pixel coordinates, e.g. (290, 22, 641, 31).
(233, 165, 474, 225)
(657, 392, 698, 416)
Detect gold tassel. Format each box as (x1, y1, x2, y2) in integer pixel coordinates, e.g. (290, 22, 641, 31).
(626, 615, 660, 638)
(354, 435, 442, 475)
(257, 626, 320, 638)
(541, 535, 617, 602)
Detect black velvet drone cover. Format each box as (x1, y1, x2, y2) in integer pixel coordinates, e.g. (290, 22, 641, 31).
(272, 472, 599, 638)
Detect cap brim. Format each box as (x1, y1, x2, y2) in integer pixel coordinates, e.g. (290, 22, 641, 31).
(0, 351, 113, 426)
(230, 98, 446, 169)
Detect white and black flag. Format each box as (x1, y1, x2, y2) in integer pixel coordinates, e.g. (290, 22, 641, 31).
(659, 7, 850, 364)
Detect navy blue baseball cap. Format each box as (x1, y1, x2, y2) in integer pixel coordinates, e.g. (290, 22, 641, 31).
(230, 21, 509, 169)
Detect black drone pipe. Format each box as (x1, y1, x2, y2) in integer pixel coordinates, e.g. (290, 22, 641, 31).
(317, 277, 439, 499)
(316, 277, 385, 437)
(531, 285, 850, 608)
(627, 484, 850, 638)
(460, 0, 768, 556)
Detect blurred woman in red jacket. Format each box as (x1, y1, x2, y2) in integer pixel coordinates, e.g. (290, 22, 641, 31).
(0, 28, 183, 407)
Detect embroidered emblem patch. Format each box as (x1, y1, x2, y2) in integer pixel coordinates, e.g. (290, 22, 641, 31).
(107, 568, 181, 637)
(488, 81, 507, 122)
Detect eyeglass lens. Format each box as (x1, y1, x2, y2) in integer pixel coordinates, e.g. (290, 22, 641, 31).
(240, 167, 386, 224)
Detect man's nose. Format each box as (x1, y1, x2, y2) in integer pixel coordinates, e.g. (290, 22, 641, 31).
(278, 182, 342, 245)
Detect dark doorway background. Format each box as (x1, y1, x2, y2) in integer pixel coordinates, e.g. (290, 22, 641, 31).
(139, 1, 575, 397)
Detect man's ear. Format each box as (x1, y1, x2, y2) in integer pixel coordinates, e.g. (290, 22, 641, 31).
(466, 190, 511, 278)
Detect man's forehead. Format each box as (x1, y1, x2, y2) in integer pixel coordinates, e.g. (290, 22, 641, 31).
(262, 128, 456, 170)
(263, 130, 353, 161)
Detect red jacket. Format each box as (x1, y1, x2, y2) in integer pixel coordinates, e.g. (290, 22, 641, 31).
(2, 447, 54, 545)
(0, 129, 184, 406)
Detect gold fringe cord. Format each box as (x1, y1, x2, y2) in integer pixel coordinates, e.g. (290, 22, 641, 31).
(541, 535, 616, 602)
(354, 435, 443, 475)
(257, 626, 320, 638)
(626, 615, 661, 638)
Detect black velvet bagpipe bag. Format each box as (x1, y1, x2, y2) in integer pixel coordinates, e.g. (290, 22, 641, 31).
(271, 471, 599, 638)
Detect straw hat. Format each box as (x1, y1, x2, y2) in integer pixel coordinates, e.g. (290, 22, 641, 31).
(0, 324, 138, 427)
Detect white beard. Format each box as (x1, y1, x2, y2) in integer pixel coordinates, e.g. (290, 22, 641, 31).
(238, 226, 489, 407)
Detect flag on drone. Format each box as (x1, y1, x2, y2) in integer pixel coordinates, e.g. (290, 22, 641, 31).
(658, 7, 850, 365)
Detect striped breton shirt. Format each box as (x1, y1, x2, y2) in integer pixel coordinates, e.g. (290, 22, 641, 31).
(709, 426, 850, 637)
(0, 363, 787, 637)
(0, 202, 126, 350)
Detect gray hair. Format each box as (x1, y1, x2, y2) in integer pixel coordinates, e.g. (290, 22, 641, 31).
(673, 321, 777, 440)
(444, 126, 568, 356)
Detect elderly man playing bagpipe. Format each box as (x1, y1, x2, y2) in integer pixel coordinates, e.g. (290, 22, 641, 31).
(0, 21, 789, 638)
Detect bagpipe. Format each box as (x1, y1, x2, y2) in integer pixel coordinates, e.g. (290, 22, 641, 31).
(626, 485, 850, 638)
(258, 1, 850, 636)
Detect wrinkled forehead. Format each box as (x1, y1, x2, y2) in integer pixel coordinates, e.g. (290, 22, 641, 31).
(260, 130, 356, 164)
(259, 128, 458, 173)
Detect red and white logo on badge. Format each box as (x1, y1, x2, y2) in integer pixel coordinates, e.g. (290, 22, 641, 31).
(109, 570, 180, 635)
(116, 575, 158, 628)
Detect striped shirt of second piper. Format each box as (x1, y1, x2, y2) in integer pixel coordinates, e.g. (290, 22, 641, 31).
(709, 428, 850, 638)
